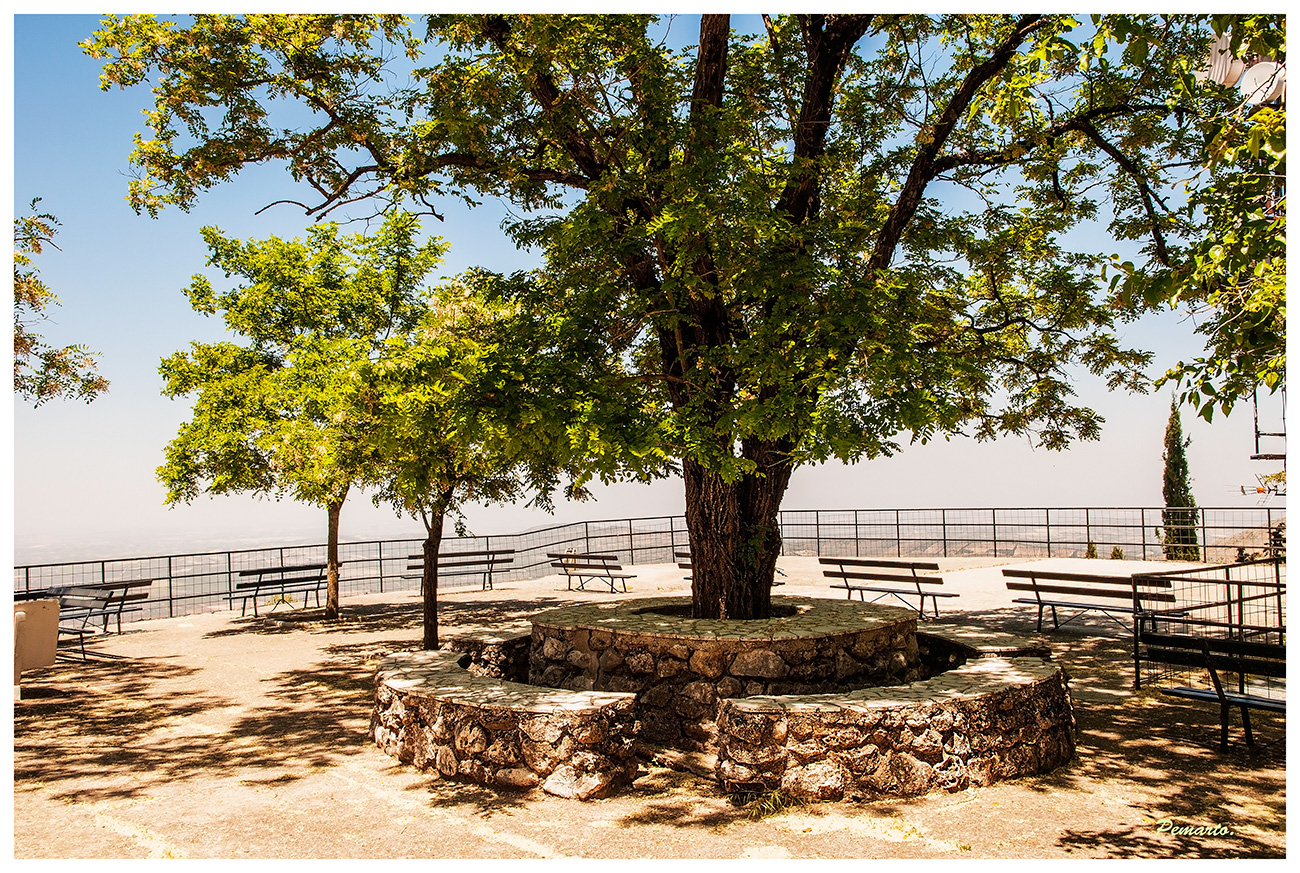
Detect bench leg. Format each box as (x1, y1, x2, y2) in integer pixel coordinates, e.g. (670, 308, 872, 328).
(1219, 702, 1231, 751)
(1241, 706, 1255, 747)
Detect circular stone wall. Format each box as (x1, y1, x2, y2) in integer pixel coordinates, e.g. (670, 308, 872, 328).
(529, 596, 924, 751)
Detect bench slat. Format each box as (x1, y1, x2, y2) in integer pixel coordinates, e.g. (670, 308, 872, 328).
(1006, 581, 1176, 602)
(819, 557, 941, 571)
(825, 570, 946, 586)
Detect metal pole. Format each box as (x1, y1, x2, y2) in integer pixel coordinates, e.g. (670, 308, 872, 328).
(942, 509, 948, 558)
(1045, 508, 1052, 558)
(167, 556, 174, 618)
(378, 540, 385, 593)
(585, 521, 591, 554)
(1086, 508, 1092, 556)
(1200, 508, 1208, 562)
(854, 510, 861, 557)
(1141, 508, 1148, 561)
(815, 511, 821, 557)
(991, 508, 998, 558)
(628, 518, 635, 564)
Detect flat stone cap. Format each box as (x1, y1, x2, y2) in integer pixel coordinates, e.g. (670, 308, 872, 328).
(376, 649, 634, 714)
(531, 595, 915, 643)
(727, 656, 1064, 713)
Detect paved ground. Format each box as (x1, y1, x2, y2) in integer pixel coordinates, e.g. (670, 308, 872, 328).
(13, 557, 1286, 859)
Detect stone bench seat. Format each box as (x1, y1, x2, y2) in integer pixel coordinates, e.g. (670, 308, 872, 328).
(716, 653, 1075, 801)
(372, 649, 639, 800)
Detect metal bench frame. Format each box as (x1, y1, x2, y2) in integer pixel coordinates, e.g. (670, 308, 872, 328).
(1136, 630, 1285, 750)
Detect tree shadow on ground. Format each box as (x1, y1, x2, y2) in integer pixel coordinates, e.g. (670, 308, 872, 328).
(953, 607, 1286, 857)
(200, 595, 567, 641)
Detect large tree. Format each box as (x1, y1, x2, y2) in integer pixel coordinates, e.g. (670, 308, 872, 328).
(159, 213, 444, 618)
(88, 14, 1235, 619)
(1110, 15, 1286, 421)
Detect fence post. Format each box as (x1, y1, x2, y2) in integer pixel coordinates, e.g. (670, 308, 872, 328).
(991, 508, 998, 558)
(894, 510, 901, 557)
(815, 511, 821, 556)
(378, 540, 385, 593)
(1200, 508, 1208, 562)
(167, 556, 174, 618)
(1085, 508, 1092, 555)
(226, 551, 234, 608)
(1045, 508, 1052, 557)
(942, 509, 948, 558)
(585, 521, 591, 554)
(854, 510, 861, 557)
(1141, 509, 1148, 561)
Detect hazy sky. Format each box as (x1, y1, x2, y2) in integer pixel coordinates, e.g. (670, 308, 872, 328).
(7, 12, 1287, 566)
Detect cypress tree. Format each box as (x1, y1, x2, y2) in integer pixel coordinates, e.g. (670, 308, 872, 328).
(1161, 399, 1200, 560)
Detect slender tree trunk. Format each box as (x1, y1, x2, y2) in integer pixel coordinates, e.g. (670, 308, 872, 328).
(420, 487, 457, 650)
(324, 492, 346, 620)
(685, 440, 794, 620)
(421, 511, 447, 651)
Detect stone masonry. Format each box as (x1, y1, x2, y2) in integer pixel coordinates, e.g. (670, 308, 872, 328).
(371, 649, 639, 800)
(528, 597, 926, 751)
(714, 655, 1077, 801)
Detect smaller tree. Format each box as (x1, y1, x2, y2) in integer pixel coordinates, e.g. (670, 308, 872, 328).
(159, 214, 445, 618)
(357, 281, 559, 649)
(14, 199, 109, 404)
(1161, 399, 1201, 560)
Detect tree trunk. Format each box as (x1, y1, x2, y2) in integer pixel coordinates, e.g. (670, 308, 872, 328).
(421, 510, 447, 651)
(324, 494, 345, 620)
(684, 441, 794, 620)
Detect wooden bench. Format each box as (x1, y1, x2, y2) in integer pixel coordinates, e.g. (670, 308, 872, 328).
(1136, 631, 1285, 750)
(1002, 568, 1176, 632)
(547, 552, 636, 593)
(406, 549, 515, 591)
(232, 563, 328, 617)
(820, 557, 956, 618)
(57, 579, 154, 658)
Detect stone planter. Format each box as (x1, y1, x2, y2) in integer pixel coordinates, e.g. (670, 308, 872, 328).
(371, 649, 639, 800)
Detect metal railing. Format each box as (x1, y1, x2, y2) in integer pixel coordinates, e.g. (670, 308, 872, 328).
(12, 506, 1283, 622)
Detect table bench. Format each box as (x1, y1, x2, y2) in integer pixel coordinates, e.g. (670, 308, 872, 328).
(232, 564, 328, 617)
(406, 549, 515, 591)
(820, 557, 956, 618)
(1136, 630, 1285, 750)
(1002, 567, 1176, 632)
(547, 552, 636, 593)
(57, 579, 154, 658)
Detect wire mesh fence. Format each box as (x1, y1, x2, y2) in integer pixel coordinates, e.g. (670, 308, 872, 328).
(1133, 558, 1286, 698)
(12, 506, 1282, 622)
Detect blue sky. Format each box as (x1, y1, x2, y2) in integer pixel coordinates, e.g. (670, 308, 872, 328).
(7, 12, 1286, 565)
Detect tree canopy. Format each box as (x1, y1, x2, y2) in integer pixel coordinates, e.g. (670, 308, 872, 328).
(159, 212, 445, 618)
(1110, 16, 1286, 421)
(87, 14, 1262, 618)
(13, 199, 109, 405)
